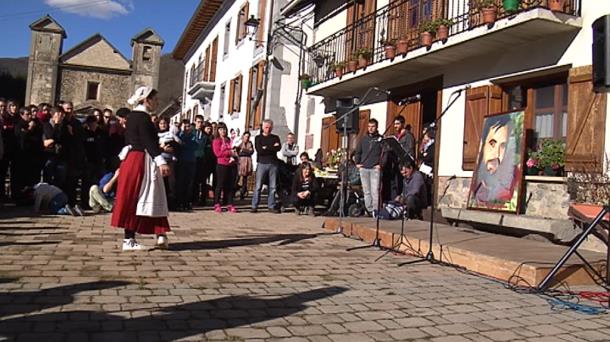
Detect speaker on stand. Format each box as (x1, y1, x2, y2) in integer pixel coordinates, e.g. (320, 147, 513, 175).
(335, 97, 360, 134)
(593, 14, 610, 92)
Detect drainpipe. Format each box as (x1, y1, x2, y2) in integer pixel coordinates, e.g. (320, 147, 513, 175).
(292, 23, 308, 140)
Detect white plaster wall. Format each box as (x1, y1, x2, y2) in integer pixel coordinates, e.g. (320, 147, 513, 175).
(182, 0, 269, 135)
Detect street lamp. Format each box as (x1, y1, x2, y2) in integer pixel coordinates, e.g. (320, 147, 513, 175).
(245, 15, 261, 41)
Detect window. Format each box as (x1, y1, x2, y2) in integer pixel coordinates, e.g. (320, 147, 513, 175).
(203, 45, 211, 82)
(219, 83, 226, 116)
(228, 74, 243, 113)
(236, 2, 250, 44)
(532, 83, 568, 143)
(142, 46, 152, 61)
(86, 81, 99, 101)
(224, 21, 231, 56)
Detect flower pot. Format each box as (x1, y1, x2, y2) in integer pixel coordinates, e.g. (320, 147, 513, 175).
(548, 0, 564, 11)
(335, 68, 343, 78)
(481, 7, 497, 24)
(503, 0, 520, 12)
(543, 166, 564, 177)
(527, 167, 540, 176)
(358, 57, 369, 68)
(384, 45, 396, 59)
(420, 32, 433, 47)
(397, 39, 409, 54)
(437, 25, 449, 41)
(348, 60, 358, 72)
(300, 79, 311, 89)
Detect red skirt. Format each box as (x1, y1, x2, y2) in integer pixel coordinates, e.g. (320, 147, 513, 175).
(111, 151, 170, 235)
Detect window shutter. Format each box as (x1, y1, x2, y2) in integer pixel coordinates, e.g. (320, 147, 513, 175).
(254, 61, 265, 128)
(565, 65, 607, 173)
(321, 117, 340, 156)
(203, 45, 211, 82)
(228, 79, 235, 113)
(243, 2, 250, 40)
(210, 37, 218, 82)
(246, 67, 254, 129)
(235, 74, 243, 112)
(255, 0, 267, 46)
(462, 85, 503, 171)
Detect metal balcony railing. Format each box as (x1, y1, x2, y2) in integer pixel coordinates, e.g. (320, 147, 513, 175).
(306, 0, 580, 85)
(189, 64, 205, 90)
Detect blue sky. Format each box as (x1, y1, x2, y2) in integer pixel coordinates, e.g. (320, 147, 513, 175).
(0, 0, 200, 58)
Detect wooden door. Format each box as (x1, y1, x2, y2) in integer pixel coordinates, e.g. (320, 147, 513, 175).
(350, 110, 371, 150)
(387, 98, 423, 142)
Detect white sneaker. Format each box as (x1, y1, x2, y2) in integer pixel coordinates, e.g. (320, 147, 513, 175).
(122, 238, 144, 251)
(156, 235, 169, 249)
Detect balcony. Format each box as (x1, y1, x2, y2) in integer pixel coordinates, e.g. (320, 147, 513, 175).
(187, 64, 215, 102)
(306, 0, 582, 97)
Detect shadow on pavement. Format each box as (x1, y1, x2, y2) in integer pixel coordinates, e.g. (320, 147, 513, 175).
(0, 280, 131, 318)
(0, 285, 347, 341)
(169, 233, 333, 251)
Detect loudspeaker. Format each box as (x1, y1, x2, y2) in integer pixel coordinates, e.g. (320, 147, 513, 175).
(592, 15, 610, 92)
(335, 97, 359, 134)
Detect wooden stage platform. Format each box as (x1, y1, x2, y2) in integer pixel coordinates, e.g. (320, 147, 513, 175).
(323, 216, 608, 288)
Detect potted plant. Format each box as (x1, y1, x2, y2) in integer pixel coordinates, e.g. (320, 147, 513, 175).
(347, 57, 358, 72)
(532, 139, 565, 176)
(397, 36, 409, 55)
(331, 61, 346, 78)
(503, 0, 520, 13)
(475, 0, 497, 25)
(434, 18, 454, 41)
(526, 154, 542, 175)
(299, 74, 311, 89)
(355, 47, 372, 68)
(548, 0, 564, 11)
(382, 39, 397, 59)
(419, 21, 437, 47)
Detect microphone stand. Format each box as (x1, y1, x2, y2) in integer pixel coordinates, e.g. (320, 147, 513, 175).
(326, 87, 389, 236)
(399, 87, 468, 266)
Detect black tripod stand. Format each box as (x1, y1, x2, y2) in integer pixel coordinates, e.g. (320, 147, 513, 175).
(538, 205, 610, 291)
(398, 86, 469, 266)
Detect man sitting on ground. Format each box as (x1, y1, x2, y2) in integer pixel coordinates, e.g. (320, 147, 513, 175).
(395, 161, 428, 219)
(89, 168, 119, 214)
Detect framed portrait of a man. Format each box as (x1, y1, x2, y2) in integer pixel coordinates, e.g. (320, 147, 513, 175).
(467, 110, 525, 213)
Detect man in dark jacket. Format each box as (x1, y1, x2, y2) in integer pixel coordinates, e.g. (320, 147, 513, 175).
(354, 118, 383, 216)
(251, 119, 281, 213)
(396, 160, 428, 218)
(59, 101, 86, 213)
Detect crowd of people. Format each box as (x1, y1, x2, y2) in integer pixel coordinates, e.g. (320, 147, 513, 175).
(0, 89, 433, 249)
(0, 96, 312, 217)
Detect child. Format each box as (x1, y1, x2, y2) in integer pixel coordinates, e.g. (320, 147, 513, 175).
(89, 169, 119, 213)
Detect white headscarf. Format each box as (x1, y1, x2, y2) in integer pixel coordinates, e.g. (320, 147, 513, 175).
(128, 86, 154, 106)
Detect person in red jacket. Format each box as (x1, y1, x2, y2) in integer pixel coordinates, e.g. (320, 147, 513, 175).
(212, 122, 238, 213)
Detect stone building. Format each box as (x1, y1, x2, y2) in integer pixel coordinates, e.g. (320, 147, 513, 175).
(25, 15, 164, 113)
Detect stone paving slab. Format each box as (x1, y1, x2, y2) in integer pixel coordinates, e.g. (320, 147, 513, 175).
(0, 208, 608, 341)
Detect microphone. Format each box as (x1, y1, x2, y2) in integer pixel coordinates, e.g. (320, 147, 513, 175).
(373, 87, 391, 96)
(452, 84, 472, 94)
(398, 94, 421, 105)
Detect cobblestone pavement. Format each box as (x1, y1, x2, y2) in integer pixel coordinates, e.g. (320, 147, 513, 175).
(0, 208, 609, 342)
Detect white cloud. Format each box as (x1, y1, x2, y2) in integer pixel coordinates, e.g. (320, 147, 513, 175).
(45, 0, 134, 19)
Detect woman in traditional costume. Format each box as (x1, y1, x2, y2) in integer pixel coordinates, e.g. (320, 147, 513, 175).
(111, 87, 171, 251)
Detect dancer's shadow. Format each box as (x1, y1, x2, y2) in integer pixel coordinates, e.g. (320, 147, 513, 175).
(169, 233, 332, 251)
(0, 286, 348, 341)
(0, 280, 130, 318)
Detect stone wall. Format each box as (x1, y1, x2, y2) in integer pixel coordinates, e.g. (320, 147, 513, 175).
(437, 176, 570, 219)
(26, 31, 63, 105)
(57, 67, 131, 111)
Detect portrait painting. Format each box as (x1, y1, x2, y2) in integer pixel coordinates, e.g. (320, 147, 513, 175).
(467, 110, 525, 213)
